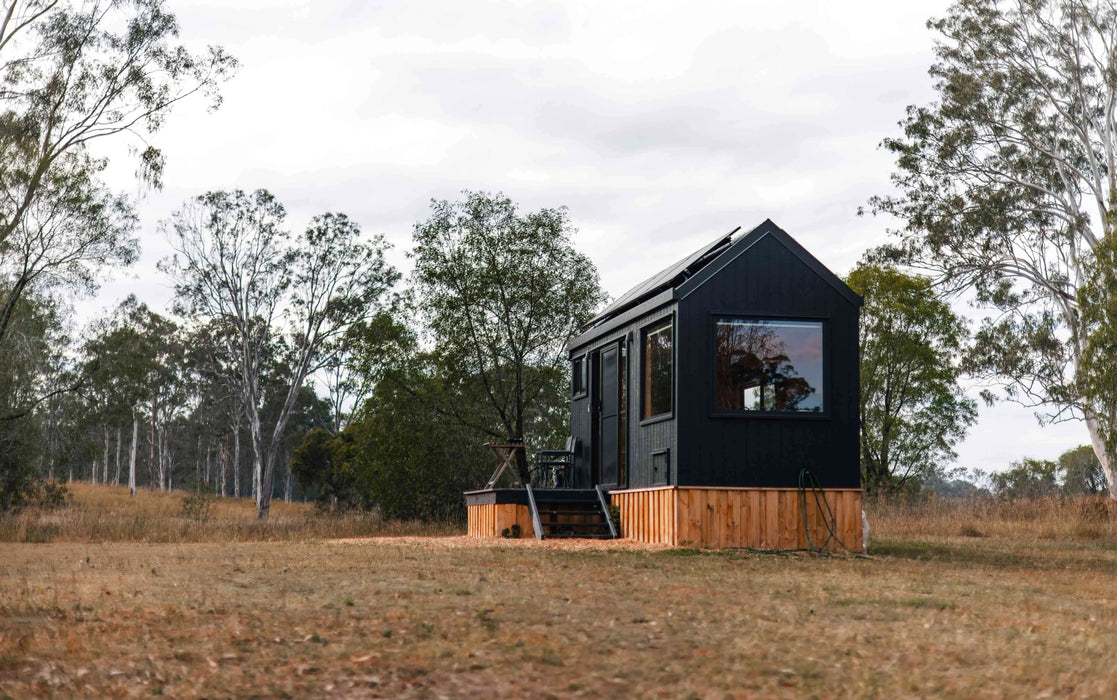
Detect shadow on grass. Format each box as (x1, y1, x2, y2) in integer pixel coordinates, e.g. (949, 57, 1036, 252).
(874, 538, 1117, 574)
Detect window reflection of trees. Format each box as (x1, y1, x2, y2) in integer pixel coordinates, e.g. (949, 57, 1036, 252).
(644, 324, 672, 418)
(715, 321, 817, 412)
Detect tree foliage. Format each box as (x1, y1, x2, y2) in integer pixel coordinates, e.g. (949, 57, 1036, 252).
(992, 457, 1060, 500)
(292, 354, 494, 521)
(162, 189, 398, 519)
(0, 292, 58, 509)
(869, 0, 1117, 494)
(847, 261, 977, 494)
(1058, 443, 1108, 496)
(0, 0, 235, 348)
(290, 428, 368, 511)
(0, 0, 234, 506)
(410, 191, 605, 481)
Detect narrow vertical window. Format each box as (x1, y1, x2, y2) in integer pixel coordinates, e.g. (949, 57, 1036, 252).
(572, 356, 586, 397)
(642, 321, 673, 418)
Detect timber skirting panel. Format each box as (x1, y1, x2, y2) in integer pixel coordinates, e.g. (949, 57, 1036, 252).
(610, 486, 862, 551)
(466, 503, 535, 539)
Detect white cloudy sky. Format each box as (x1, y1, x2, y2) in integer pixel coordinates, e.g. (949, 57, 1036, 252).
(88, 0, 1087, 474)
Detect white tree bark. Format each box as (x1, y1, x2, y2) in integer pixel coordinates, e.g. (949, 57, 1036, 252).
(103, 429, 110, 485)
(233, 421, 241, 499)
(114, 426, 122, 486)
(128, 411, 138, 496)
(219, 440, 228, 497)
(157, 426, 166, 491)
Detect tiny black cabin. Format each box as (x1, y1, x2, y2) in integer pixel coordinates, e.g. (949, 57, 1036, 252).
(466, 219, 865, 549)
(567, 220, 863, 545)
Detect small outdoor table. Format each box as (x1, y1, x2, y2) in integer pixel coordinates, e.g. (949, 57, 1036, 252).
(483, 442, 525, 489)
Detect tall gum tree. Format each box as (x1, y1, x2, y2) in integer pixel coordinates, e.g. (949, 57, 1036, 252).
(870, 0, 1117, 494)
(162, 189, 399, 520)
(0, 0, 236, 350)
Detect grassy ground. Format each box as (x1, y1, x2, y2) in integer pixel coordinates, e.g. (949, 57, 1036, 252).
(0, 484, 455, 543)
(2, 486, 1117, 697)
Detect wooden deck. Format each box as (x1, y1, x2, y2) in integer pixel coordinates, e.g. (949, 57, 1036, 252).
(609, 486, 862, 551)
(466, 502, 535, 539)
(464, 488, 610, 539)
(466, 485, 862, 550)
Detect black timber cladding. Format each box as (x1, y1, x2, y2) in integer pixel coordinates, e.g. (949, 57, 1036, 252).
(569, 302, 676, 490)
(569, 219, 862, 491)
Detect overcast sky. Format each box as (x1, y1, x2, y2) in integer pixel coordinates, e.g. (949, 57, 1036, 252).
(88, 0, 1087, 476)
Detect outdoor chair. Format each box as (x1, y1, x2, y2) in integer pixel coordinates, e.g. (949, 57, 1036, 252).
(535, 436, 575, 488)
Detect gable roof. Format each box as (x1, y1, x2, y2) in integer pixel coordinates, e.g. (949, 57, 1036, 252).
(676, 219, 862, 306)
(575, 219, 861, 344)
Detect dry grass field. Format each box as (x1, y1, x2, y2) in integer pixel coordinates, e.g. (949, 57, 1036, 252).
(2, 486, 1117, 697)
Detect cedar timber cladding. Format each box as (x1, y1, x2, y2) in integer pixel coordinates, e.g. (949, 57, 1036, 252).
(466, 502, 535, 539)
(567, 219, 863, 549)
(610, 486, 863, 550)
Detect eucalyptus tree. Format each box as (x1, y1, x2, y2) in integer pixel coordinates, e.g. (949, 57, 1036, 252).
(183, 318, 246, 496)
(0, 0, 236, 349)
(162, 190, 399, 519)
(410, 191, 606, 482)
(81, 298, 195, 493)
(0, 0, 234, 504)
(870, 0, 1117, 493)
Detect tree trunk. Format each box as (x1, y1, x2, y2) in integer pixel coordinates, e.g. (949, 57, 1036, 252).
(233, 424, 241, 499)
(163, 431, 173, 490)
(103, 429, 110, 485)
(129, 411, 138, 496)
(91, 459, 98, 485)
(149, 397, 157, 490)
(250, 407, 267, 518)
(157, 426, 167, 491)
(513, 409, 531, 483)
(1085, 413, 1117, 499)
(258, 441, 280, 520)
(114, 425, 122, 485)
(220, 439, 228, 497)
(284, 451, 292, 503)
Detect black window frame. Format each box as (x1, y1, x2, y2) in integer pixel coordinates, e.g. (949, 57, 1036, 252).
(711, 316, 827, 417)
(640, 317, 674, 422)
(572, 354, 587, 398)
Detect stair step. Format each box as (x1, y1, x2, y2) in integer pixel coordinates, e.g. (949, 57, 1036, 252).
(544, 533, 613, 539)
(539, 509, 603, 516)
(526, 484, 617, 541)
(541, 521, 607, 528)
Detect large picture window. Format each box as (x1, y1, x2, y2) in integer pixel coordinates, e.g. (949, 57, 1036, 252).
(642, 321, 673, 419)
(715, 318, 823, 413)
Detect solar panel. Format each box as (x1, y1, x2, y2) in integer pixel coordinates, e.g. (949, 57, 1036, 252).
(586, 229, 737, 327)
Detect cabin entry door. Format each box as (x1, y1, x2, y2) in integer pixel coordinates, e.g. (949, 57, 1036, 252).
(596, 341, 627, 488)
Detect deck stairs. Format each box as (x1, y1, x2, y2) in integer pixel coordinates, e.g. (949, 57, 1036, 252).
(526, 485, 618, 540)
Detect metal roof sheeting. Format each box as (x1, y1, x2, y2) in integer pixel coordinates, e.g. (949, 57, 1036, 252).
(585, 228, 739, 328)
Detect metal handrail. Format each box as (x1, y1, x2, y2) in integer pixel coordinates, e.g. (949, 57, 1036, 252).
(595, 485, 619, 539)
(525, 483, 544, 540)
